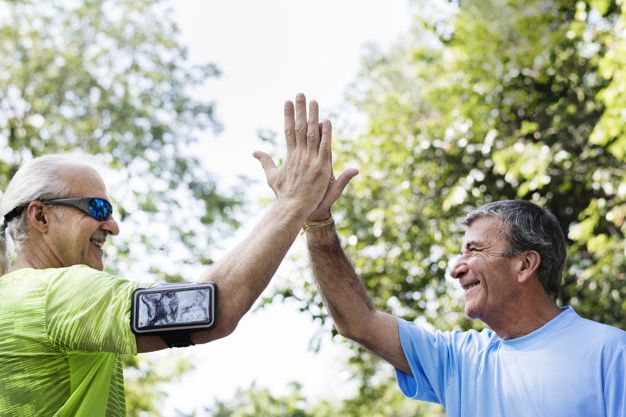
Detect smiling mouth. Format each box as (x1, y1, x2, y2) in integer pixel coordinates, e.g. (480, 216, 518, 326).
(462, 281, 480, 290)
(90, 238, 105, 249)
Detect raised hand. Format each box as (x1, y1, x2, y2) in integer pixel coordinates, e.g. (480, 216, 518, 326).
(254, 93, 335, 219)
(307, 161, 359, 221)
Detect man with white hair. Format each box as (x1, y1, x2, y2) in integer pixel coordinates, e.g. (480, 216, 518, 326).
(0, 94, 357, 416)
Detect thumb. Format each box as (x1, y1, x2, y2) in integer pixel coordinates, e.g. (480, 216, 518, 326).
(328, 168, 359, 201)
(253, 151, 278, 174)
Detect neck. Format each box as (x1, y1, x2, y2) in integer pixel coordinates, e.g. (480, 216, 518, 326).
(10, 242, 62, 272)
(486, 292, 561, 340)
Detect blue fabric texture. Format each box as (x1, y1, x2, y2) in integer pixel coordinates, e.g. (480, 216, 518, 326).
(395, 307, 625, 417)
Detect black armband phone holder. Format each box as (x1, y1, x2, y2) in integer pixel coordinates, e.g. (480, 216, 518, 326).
(131, 282, 217, 348)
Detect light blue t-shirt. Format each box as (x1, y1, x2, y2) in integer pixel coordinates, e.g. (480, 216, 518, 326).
(396, 307, 625, 417)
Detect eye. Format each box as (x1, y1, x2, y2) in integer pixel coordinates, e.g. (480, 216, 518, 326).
(462, 245, 481, 257)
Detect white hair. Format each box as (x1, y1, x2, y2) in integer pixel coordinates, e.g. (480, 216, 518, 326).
(0, 154, 96, 275)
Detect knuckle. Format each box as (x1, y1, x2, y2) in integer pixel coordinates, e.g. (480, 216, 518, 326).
(295, 122, 306, 134)
(284, 127, 295, 137)
(312, 164, 325, 177)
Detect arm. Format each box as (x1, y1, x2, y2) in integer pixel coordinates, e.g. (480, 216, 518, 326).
(300, 160, 411, 373)
(305, 223, 411, 374)
(137, 94, 333, 352)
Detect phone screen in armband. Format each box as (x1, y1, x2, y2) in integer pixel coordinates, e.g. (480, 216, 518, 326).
(130, 282, 217, 336)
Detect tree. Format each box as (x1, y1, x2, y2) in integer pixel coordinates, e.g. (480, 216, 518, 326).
(274, 0, 624, 413)
(187, 381, 443, 417)
(200, 382, 318, 417)
(124, 354, 194, 417)
(0, 0, 241, 414)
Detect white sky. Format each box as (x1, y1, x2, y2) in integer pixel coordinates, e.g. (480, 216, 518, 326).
(150, 1, 414, 414)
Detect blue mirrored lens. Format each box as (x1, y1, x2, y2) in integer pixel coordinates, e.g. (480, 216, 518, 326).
(88, 198, 112, 221)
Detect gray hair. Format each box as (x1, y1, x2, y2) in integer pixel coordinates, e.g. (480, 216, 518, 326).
(462, 200, 566, 300)
(0, 155, 81, 275)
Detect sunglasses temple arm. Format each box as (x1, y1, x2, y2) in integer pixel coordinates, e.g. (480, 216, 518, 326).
(78, 199, 92, 214)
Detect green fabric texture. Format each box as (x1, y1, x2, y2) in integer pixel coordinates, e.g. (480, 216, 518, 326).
(0, 265, 139, 417)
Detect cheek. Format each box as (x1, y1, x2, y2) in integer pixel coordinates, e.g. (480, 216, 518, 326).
(467, 258, 486, 277)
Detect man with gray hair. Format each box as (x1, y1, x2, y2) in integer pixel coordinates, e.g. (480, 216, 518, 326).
(0, 94, 357, 416)
(302, 193, 625, 416)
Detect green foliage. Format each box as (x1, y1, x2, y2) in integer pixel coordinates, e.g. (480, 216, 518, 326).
(0, 0, 241, 276)
(124, 354, 194, 417)
(339, 0, 625, 330)
(273, 0, 625, 412)
(201, 382, 316, 417)
(0, 0, 242, 413)
(186, 380, 443, 417)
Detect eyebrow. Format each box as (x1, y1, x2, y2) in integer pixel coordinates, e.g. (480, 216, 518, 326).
(463, 240, 485, 250)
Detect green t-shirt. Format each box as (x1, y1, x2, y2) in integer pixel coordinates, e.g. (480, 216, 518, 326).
(0, 265, 139, 417)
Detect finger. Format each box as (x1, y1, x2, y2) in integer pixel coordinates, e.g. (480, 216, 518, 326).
(326, 168, 359, 204)
(284, 100, 296, 152)
(307, 100, 320, 154)
(318, 119, 332, 159)
(334, 169, 359, 194)
(336, 168, 359, 186)
(253, 151, 278, 174)
(294, 93, 307, 148)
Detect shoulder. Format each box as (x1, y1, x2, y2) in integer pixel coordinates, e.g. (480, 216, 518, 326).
(45, 265, 140, 300)
(561, 308, 626, 355)
(50, 265, 130, 284)
(398, 318, 497, 352)
(567, 308, 625, 339)
(0, 266, 113, 293)
(57, 264, 118, 278)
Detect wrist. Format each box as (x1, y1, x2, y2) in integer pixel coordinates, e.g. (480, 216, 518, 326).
(273, 196, 311, 221)
(306, 209, 332, 222)
(302, 215, 334, 234)
(305, 219, 339, 247)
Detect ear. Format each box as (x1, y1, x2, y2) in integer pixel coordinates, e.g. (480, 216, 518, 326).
(517, 250, 541, 284)
(25, 201, 49, 233)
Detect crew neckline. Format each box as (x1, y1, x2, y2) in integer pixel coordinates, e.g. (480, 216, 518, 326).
(500, 306, 575, 348)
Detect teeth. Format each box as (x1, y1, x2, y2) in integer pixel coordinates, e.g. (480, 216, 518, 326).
(90, 239, 104, 248)
(464, 282, 479, 290)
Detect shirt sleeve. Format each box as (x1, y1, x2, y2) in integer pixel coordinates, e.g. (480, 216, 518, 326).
(45, 265, 139, 355)
(395, 319, 451, 404)
(605, 345, 626, 417)
(395, 318, 482, 405)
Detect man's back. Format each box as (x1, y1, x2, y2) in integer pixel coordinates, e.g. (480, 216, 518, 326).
(396, 307, 626, 417)
(0, 266, 138, 417)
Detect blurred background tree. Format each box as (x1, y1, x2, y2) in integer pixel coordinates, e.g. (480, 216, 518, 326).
(0, 0, 241, 415)
(184, 381, 442, 417)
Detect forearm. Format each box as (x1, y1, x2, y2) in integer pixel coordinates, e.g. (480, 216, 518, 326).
(194, 198, 308, 342)
(306, 223, 376, 340)
(306, 223, 411, 374)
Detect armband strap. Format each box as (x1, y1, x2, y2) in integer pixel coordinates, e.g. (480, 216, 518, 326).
(161, 331, 195, 348)
(130, 282, 217, 348)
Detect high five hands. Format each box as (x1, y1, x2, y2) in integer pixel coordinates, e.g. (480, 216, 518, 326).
(254, 93, 359, 222)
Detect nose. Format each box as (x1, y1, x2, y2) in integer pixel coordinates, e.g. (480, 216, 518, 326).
(449, 255, 469, 280)
(102, 215, 120, 236)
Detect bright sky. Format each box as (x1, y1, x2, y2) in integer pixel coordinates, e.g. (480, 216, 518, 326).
(150, 1, 413, 414)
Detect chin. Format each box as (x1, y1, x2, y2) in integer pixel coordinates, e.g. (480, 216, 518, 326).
(87, 259, 104, 271)
(464, 302, 483, 320)
(465, 308, 478, 319)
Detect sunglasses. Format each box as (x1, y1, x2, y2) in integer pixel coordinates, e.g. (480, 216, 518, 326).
(3, 197, 113, 226)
